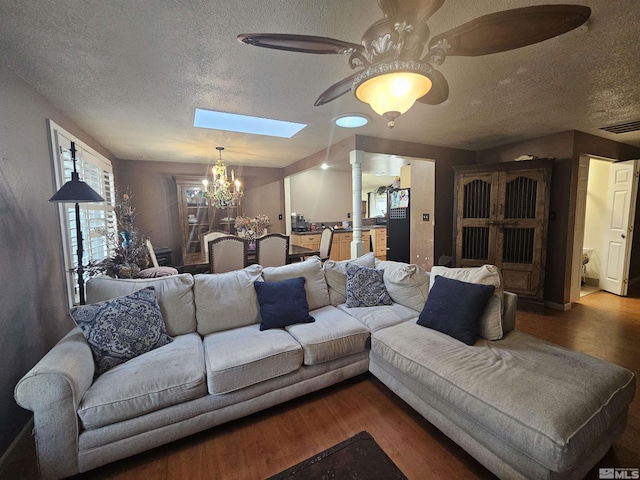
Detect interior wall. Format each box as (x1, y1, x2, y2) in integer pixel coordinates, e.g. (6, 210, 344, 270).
(114, 160, 284, 264)
(355, 135, 476, 266)
(477, 131, 640, 307)
(408, 161, 436, 271)
(582, 159, 610, 283)
(0, 63, 118, 456)
(288, 168, 352, 226)
(241, 173, 285, 234)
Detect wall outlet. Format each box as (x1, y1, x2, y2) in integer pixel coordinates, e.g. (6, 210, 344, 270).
(278, 214, 282, 220)
(347, 212, 351, 218)
(422, 213, 430, 221)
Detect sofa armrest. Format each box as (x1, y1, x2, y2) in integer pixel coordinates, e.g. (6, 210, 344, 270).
(14, 327, 94, 480)
(502, 292, 517, 335)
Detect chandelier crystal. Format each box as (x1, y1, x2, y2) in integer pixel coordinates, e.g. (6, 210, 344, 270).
(203, 147, 242, 208)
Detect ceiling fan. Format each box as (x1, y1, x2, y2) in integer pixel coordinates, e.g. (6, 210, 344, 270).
(238, 1, 591, 128)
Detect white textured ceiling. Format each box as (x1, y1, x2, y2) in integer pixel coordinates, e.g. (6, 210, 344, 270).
(1, 0, 640, 171)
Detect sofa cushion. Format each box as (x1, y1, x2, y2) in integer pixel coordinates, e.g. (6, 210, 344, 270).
(71, 287, 174, 375)
(203, 324, 303, 394)
(324, 252, 376, 305)
(86, 273, 196, 336)
(375, 260, 430, 312)
(285, 306, 370, 365)
(338, 302, 418, 333)
(417, 276, 495, 345)
(194, 265, 263, 335)
(78, 333, 206, 430)
(371, 324, 636, 473)
(345, 263, 392, 308)
(254, 277, 315, 330)
(430, 265, 503, 340)
(262, 256, 330, 310)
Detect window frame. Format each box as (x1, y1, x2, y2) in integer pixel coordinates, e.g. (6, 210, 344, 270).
(49, 120, 115, 307)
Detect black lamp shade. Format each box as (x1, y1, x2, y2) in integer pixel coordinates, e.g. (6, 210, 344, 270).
(49, 172, 105, 203)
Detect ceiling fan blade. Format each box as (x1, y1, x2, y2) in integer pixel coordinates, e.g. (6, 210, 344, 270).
(417, 69, 449, 105)
(238, 33, 363, 55)
(428, 4, 591, 57)
(314, 72, 359, 106)
(378, 0, 444, 25)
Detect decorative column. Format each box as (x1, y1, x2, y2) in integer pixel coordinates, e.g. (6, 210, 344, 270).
(350, 150, 365, 259)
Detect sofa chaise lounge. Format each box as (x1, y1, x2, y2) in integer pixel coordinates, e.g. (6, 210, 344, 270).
(15, 255, 635, 480)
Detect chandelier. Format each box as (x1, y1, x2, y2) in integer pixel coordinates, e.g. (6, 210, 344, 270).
(202, 147, 242, 208)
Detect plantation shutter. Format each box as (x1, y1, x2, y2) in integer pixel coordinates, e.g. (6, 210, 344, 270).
(49, 121, 115, 306)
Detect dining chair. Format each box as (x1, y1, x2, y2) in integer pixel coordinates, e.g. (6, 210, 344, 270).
(201, 230, 230, 254)
(208, 236, 249, 273)
(255, 233, 289, 267)
(318, 226, 334, 262)
(145, 239, 160, 268)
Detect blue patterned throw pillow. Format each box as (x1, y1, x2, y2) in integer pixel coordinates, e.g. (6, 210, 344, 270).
(345, 263, 393, 308)
(71, 287, 173, 375)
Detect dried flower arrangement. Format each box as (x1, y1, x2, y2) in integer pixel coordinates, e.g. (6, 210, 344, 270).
(234, 214, 270, 240)
(82, 189, 149, 278)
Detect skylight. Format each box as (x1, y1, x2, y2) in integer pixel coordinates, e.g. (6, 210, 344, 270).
(194, 108, 306, 138)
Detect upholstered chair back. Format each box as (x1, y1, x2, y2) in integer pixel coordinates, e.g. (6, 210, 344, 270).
(318, 227, 334, 261)
(208, 236, 249, 273)
(255, 233, 289, 267)
(201, 230, 231, 254)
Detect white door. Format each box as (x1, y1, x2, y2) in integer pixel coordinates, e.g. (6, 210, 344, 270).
(599, 160, 639, 295)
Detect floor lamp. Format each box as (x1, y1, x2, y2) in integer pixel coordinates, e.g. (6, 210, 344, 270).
(49, 141, 104, 305)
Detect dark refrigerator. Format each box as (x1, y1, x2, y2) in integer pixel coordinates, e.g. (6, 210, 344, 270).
(386, 188, 410, 263)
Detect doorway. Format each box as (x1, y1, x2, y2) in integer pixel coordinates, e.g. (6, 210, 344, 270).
(571, 156, 639, 302)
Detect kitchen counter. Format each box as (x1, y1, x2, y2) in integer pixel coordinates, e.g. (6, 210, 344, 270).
(291, 226, 387, 261)
(293, 225, 386, 235)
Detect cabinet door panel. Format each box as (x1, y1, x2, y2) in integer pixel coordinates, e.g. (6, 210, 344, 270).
(498, 170, 547, 297)
(454, 161, 551, 311)
(457, 173, 498, 265)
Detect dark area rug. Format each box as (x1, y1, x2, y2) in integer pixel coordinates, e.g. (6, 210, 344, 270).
(267, 431, 407, 480)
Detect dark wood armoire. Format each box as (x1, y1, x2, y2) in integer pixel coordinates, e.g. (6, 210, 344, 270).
(453, 159, 553, 313)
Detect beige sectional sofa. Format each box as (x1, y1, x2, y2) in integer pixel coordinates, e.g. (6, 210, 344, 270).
(15, 255, 635, 480)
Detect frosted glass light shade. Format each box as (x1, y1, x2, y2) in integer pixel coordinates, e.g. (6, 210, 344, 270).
(355, 72, 432, 117)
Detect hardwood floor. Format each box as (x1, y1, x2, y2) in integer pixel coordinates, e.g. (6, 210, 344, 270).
(14, 285, 640, 480)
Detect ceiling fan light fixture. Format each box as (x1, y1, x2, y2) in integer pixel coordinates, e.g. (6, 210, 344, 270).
(353, 61, 433, 128)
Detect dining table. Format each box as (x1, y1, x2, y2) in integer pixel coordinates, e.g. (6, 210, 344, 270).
(182, 243, 321, 274)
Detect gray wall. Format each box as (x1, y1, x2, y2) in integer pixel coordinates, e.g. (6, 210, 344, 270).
(0, 63, 116, 455)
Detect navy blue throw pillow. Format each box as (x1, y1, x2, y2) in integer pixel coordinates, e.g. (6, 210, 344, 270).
(417, 275, 495, 345)
(254, 277, 315, 330)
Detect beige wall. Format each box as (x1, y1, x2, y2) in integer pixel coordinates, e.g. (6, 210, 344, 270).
(288, 169, 352, 226)
(582, 159, 610, 281)
(407, 161, 436, 271)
